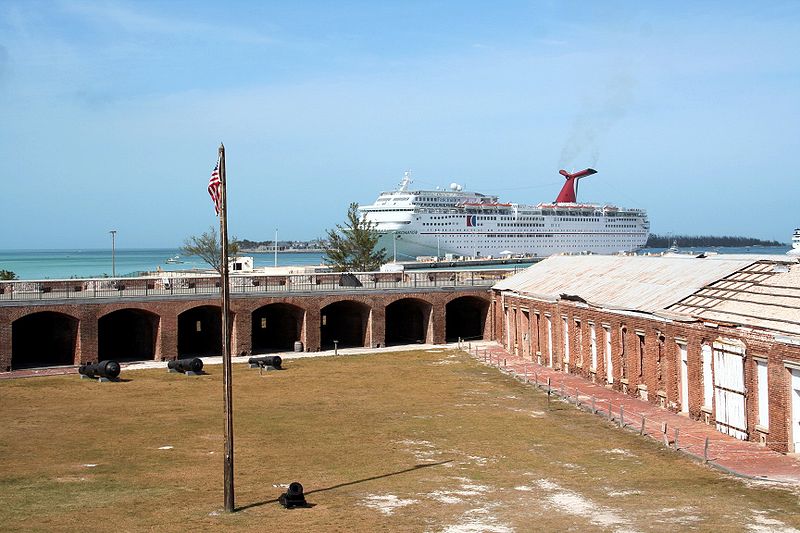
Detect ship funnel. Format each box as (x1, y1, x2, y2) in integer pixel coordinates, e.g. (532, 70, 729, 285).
(555, 168, 597, 203)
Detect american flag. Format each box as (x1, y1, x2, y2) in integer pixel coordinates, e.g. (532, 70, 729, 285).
(208, 159, 221, 215)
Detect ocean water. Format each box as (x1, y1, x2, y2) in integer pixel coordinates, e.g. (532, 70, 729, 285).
(0, 246, 792, 281)
(0, 249, 327, 280)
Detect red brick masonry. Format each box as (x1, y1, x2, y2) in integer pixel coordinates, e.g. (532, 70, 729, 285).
(473, 341, 800, 484)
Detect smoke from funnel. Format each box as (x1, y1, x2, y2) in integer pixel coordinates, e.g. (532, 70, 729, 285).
(0, 45, 8, 85)
(559, 70, 636, 169)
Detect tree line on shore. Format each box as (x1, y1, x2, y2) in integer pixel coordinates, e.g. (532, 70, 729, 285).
(646, 234, 785, 248)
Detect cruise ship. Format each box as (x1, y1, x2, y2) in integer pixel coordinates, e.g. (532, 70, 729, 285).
(789, 228, 800, 255)
(360, 169, 650, 260)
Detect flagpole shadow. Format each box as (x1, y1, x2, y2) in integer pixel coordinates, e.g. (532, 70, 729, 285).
(235, 459, 452, 512)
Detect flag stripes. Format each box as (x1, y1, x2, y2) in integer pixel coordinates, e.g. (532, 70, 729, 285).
(208, 159, 221, 215)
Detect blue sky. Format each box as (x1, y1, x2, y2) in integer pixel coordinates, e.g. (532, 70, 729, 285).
(1, 1, 798, 248)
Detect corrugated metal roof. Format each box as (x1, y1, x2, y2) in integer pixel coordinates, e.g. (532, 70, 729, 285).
(494, 254, 800, 339)
(667, 261, 800, 337)
(493, 255, 761, 313)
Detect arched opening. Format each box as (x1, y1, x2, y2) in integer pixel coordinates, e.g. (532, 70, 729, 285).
(252, 303, 304, 353)
(12, 312, 79, 369)
(320, 300, 370, 349)
(446, 296, 489, 342)
(98, 309, 159, 362)
(178, 306, 222, 357)
(385, 298, 431, 346)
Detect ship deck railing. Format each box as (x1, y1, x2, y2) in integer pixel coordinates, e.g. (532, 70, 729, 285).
(0, 269, 511, 302)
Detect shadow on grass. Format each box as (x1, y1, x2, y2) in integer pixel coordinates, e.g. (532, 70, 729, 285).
(236, 459, 453, 512)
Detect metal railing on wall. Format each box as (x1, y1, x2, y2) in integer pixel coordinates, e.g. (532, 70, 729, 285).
(0, 269, 512, 302)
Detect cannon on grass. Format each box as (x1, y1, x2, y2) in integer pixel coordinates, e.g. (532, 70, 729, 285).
(79, 360, 121, 382)
(278, 481, 307, 509)
(167, 357, 204, 375)
(248, 355, 282, 370)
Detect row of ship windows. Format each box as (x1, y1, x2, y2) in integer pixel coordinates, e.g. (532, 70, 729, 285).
(437, 235, 644, 240)
(422, 221, 550, 228)
(447, 242, 641, 249)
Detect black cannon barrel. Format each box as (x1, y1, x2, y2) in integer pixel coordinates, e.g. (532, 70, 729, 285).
(168, 357, 204, 373)
(279, 481, 307, 508)
(248, 355, 282, 369)
(79, 360, 121, 379)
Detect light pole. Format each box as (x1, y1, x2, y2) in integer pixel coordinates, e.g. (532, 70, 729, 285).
(109, 230, 117, 277)
(393, 232, 398, 263)
(437, 234, 441, 259)
(274, 228, 278, 267)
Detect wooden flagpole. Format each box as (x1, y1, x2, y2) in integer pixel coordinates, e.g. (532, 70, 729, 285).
(218, 143, 235, 512)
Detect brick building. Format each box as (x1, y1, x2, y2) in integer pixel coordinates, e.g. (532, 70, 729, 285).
(0, 276, 494, 373)
(492, 254, 800, 453)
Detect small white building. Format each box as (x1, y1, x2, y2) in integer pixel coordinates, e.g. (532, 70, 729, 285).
(229, 256, 254, 272)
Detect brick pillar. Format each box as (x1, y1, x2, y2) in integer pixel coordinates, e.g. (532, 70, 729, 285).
(160, 314, 178, 360)
(229, 310, 246, 357)
(0, 316, 11, 371)
(305, 304, 321, 352)
(370, 305, 385, 348)
(431, 301, 446, 344)
(78, 307, 98, 364)
(769, 345, 791, 453)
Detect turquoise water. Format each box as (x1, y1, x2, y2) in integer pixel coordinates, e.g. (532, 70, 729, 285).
(0, 249, 327, 280)
(0, 246, 791, 280)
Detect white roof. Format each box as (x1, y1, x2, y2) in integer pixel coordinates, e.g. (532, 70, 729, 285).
(494, 255, 761, 313)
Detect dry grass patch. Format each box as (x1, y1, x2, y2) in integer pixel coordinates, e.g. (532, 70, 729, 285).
(1, 349, 799, 532)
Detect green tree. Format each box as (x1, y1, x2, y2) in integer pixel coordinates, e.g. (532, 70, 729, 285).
(324, 202, 386, 272)
(180, 226, 240, 274)
(0, 269, 17, 280)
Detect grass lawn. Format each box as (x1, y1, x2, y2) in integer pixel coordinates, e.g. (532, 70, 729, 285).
(1, 348, 799, 532)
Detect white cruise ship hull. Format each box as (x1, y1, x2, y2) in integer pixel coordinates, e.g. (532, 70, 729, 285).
(375, 226, 648, 260)
(361, 171, 650, 260)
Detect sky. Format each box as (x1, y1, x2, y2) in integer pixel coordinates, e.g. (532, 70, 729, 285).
(1, 0, 798, 248)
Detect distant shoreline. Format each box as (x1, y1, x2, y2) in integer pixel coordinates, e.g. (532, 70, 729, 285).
(240, 248, 324, 254)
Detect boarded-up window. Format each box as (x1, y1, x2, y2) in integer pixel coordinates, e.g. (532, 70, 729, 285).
(756, 359, 769, 428)
(713, 339, 747, 440)
(702, 343, 713, 409)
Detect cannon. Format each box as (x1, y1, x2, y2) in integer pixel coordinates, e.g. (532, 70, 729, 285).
(79, 360, 121, 381)
(248, 355, 282, 370)
(167, 357, 204, 374)
(278, 481, 307, 508)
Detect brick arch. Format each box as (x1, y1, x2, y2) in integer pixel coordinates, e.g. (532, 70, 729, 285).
(98, 308, 160, 362)
(443, 292, 491, 307)
(385, 297, 433, 346)
(320, 299, 372, 350)
(178, 305, 223, 357)
(12, 311, 79, 369)
(252, 303, 306, 354)
(316, 294, 377, 310)
(445, 295, 491, 342)
(9, 306, 82, 323)
(383, 293, 438, 307)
